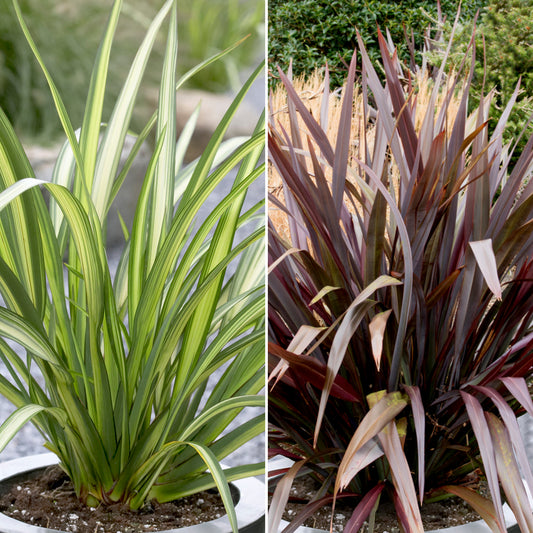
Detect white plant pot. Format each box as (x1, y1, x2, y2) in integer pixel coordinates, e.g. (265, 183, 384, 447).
(0, 454, 265, 533)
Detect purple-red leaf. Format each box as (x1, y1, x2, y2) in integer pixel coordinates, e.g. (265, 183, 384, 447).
(332, 48, 357, 215)
(403, 385, 426, 504)
(441, 485, 501, 533)
(500, 377, 533, 418)
(344, 483, 385, 533)
(469, 239, 502, 300)
(486, 412, 533, 532)
(461, 391, 506, 531)
(277, 67, 334, 165)
(281, 493, 355, 533)
(268, 343, 361, 402)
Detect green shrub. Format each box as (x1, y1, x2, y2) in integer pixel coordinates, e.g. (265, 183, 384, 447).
(268, 0, 486, 88)
(432, 0, 533, 162)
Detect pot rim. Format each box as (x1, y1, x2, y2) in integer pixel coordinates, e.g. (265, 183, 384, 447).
(0, 453, 264, 533)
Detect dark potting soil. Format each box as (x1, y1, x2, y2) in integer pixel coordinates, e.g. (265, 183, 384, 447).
(0, 465, 229, 532)
(280, 476, 482, 532)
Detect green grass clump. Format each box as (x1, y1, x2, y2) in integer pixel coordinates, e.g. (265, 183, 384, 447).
(268, 0, 486, 88)
(0, 2, 265, 529)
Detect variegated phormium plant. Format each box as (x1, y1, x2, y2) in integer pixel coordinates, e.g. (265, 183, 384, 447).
(0, 0, 265, 530)
(268, 23, 533, 533)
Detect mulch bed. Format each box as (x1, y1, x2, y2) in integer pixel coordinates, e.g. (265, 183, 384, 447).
(0, 465, 228, 532)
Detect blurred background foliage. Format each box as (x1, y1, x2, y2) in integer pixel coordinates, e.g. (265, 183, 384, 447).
(0, 0, 264, 142)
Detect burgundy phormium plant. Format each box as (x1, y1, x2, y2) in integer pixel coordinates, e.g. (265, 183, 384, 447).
(268, 27, 533, 533)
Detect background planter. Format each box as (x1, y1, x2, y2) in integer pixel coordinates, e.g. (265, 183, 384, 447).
(0, 454, 264, 533)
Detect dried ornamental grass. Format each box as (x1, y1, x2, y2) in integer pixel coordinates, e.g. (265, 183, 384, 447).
(268, 66, 462, 241)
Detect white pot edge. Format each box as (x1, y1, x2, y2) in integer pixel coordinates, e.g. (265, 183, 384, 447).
(0, 453, 265, 533)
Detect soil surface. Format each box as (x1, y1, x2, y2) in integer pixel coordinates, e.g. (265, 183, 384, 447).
(279, 476, 482, 532)
(0, 465, 229, 532)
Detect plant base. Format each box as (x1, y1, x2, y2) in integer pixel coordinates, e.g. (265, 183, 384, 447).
(0, 454, 265, 533)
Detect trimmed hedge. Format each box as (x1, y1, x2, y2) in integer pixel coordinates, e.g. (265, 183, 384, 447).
(268, 0, 486, 87)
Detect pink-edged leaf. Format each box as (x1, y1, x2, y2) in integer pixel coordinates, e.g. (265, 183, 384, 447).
(287, 325, 327, 355)
(392, 491, 412, 533)
(333, 48, 357, 215)
(339, 438, 384, 486)
(268, 343, 361, 402)
(310, 286, 341, 305)
(335, 391, 407, 495)
(315, 275, 402, 445)
(378, 418, 424, 532)
(281, 493, 355, 533)
(486, 412, 533, 532)
(268, 247, 305, 274)
(269, 359, 290, 388)
(269, 459, 306, 533)
(277, 67, 334, 165)
(500, 377, 533, 418)
(473, 385, 533, 498)
(344, 483, 386, 533)
(441, 485, 501, 533)
(461, 391, 506, 531)
(269, 325, 326, 387)
(469, 239, 502, 300)
(369, 309, 392, 371)
(403, 385, 426, 504)
(320, 64, 330, 130)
